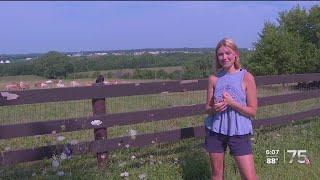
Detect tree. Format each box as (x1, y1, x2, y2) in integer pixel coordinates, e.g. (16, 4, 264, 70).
(247, 5, 320, 75)
(183, 56, 212, 79)
(33, 51, 74, 79)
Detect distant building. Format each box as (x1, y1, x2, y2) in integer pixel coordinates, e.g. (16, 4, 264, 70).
(112, 52, 123, 56)
(25, 57, 32, 61)
(72, 53, 82, 57)
(134, 51, 145, 56)
(0, 60, 4, 64)
(148, 51, 160, 55)
(94, 52, 108, 56)
(5, 60, 10, 63)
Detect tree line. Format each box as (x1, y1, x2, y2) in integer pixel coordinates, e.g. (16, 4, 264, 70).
(0, 5, 319, 80)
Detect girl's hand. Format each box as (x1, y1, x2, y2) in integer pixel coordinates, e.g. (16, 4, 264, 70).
(222, 92, 235, 106)
(213, 101, 227, 113)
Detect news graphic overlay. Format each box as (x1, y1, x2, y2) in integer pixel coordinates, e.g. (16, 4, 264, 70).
(265, 149, 309, 165)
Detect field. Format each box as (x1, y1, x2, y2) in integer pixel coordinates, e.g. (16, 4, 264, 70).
(0, 75, 173, 91)
(67, 66, 184, 79)
(0, 75, 319, 179)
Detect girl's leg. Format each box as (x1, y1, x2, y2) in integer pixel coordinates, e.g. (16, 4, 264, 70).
(209, 152, 225, 180)
(233, 154, 257, 180)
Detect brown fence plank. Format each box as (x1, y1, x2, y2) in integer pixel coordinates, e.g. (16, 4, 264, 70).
(1, 90, 319, 139)
(258, 89, 320, 106)
(1, 142, 92, 165)
(255, 73, 320, 85)
(253, 108, 320, 128)
(0, 80, 207, 106)
(0, 126, 205, 165)
(0, 104, 205, 139)
(1, 73, 319, 106)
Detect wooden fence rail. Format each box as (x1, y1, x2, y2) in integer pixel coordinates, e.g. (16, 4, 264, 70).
(0, 73, 319, 166)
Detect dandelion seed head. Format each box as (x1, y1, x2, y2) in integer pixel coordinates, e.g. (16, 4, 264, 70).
(129, 129, 137, 140)
(120, 171, 129, 177)
(60, 125, 66, 131)
(41, 169, 46, 175)
(51, 159, 59, 168)
(57, 171, 64, 176)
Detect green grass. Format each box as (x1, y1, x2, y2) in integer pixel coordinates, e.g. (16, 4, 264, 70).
(68, 66, 184, 79)
(0, 117, 319, 180)
(0, 76, 319, 179)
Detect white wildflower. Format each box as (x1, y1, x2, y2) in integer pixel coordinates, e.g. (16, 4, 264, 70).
(131, 155, 136, 160)
(70, 139, 79, 145)
(91, 120, 102, 126)
(56, 136, 66, 142)
(305, 157, 311, 165)
(32, 172, 36, 177)
(60, 152, 67, 160)
(138, 173, 147, 179)
(4, 146, 10, 151)
(51, 159, 59, 168)
(120, 171, 129, 177)
(125, 144, 130, 148)
(101, 154, 106, 159)
(151, 140, 155, 144)
(149, 155, 154, 159)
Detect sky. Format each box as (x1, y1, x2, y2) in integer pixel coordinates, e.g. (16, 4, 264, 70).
(0, 1, 319, 54)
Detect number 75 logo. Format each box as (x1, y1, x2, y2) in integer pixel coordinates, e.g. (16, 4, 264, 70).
(286, 150, 307, 163)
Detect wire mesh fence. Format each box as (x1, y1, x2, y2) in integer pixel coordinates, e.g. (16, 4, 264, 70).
(0, 76, 319, 179)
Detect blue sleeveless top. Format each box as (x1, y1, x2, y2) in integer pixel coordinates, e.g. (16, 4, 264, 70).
(204, 69, 253, 136)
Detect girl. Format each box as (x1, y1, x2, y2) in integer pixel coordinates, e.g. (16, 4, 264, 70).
(204, 38, 258, 180)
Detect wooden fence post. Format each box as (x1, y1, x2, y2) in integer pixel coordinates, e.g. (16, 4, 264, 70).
(92, 75, 108, 168)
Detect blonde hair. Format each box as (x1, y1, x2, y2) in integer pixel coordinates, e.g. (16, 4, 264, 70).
(215, 38, 241, 70)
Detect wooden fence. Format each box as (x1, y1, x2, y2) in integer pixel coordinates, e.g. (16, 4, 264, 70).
(0, 73, 320, 167)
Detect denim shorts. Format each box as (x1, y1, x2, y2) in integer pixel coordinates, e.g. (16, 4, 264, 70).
(203, 128, 253, 156)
